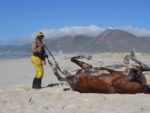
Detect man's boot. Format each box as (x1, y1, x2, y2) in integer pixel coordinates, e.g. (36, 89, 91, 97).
(36, 78, 42, 89)
(32, 78, 38, 89)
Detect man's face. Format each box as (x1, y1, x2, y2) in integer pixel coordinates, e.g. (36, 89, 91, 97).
(38, 36, 44, 40)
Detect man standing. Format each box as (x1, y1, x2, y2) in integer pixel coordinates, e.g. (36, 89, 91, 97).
(31, 32, 47, 89)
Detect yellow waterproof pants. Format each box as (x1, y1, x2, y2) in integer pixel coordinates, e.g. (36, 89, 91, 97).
(31, 55, 44, 79)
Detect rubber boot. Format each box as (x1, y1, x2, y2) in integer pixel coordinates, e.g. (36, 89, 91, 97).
(32, 78, 38, 89)
(38, 78, 42, 88)
(36, 78, 42, 89)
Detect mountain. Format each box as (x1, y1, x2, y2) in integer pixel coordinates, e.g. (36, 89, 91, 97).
(45, 29, 150, 53)
(142, 36, 150, 43)
(45, 35, 93, 52)
(1, 29, 150, 56)
(82, 29, 150, 52)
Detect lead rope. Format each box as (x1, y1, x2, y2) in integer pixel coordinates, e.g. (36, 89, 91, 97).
(44, 45, 65, 75)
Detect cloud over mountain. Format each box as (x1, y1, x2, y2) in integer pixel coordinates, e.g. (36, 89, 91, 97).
(36, 25, 105, 39)
(37, 25, 150, 39)
(8, 25, 150, 45)
(117, 26, 150, 37)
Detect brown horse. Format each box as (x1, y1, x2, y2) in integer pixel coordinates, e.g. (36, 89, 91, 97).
(51, 55, 150, 94)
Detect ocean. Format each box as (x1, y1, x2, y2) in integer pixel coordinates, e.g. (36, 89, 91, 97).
(0, 51, 31, 59)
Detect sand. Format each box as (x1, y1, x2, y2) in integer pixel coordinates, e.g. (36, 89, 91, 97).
(0, 53, 150, 113)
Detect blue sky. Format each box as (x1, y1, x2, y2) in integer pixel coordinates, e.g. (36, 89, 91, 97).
(0, 0, 150, 44)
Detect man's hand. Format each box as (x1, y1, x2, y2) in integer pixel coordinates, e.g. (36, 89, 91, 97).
(45, 54, 48, 58)
(43, 60, 46, 65)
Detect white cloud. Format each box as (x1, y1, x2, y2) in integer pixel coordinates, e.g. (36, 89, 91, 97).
(34, 25, 105, 39)
(35, 25, 150, 39)
(8, 25, 150, 45)
(115, 25, 150, 37)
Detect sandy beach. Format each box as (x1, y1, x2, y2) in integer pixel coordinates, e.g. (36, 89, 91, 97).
(0, 53, 150, 113)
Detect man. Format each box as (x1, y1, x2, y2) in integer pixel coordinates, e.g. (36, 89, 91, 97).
(31, 32, 48, 89)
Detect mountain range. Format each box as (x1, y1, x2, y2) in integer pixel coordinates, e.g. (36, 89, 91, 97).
(1, 29, 150, 54)
(45, 29, 150, 53)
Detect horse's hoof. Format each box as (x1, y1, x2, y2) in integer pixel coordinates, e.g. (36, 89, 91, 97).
(84, 55, 92, 60)
(131, 49, 136, 58)
(123, 55, 131, 64)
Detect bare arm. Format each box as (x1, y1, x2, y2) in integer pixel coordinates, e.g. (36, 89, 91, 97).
(32, 41, 41, 53)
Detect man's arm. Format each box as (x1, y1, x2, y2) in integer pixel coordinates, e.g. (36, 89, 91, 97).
(32, 41, 42, 53)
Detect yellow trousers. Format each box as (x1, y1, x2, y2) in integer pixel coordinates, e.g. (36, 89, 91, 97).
(31, 55, 44, 79)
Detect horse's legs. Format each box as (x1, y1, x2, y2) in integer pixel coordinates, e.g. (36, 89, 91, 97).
(130, 49, 150, 71)
(48, 61, 65, 81)
(123, 50, 150, 71)
(131, 57, 150, 71)
(71, 55, 93, 70)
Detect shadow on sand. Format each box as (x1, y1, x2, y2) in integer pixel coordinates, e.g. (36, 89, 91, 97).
(43, 83, 71, 91)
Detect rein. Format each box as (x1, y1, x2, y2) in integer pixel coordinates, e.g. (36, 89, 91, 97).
(45, 45, 65, 75)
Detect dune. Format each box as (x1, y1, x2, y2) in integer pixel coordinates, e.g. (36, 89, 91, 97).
(0, 53, 150, 113)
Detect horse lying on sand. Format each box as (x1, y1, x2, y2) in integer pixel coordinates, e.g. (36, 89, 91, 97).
(50, 52, 150, 94)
